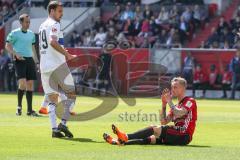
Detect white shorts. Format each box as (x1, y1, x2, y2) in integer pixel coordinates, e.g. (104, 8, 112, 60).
(41, 64, 75, 95)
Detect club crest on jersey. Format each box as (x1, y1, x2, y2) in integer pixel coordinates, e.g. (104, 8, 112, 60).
(186, 101, 192, 108)
(52, 27, 57, 33)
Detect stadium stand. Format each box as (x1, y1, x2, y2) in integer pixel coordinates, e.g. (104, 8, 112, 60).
(0, 0, 240, 99)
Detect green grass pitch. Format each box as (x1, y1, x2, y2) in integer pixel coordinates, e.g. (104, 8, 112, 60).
(0, 93, 240, 160)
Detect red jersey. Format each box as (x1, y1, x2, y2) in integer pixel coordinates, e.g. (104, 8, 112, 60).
(168, 97, 197, 138)
(222, 71, 232, 84)
(193, 70, 207, 83)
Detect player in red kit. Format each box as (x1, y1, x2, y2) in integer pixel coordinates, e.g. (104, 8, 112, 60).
(103, 77, 197, 146)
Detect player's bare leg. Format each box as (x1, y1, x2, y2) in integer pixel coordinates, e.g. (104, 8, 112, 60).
(48, 93, 64, 138)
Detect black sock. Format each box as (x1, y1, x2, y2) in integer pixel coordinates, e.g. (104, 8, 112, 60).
(127, 126, 154, 140)
(17, 89, 25, 107)
(125, 137, 152, 145)
(26, 91, 33, 112)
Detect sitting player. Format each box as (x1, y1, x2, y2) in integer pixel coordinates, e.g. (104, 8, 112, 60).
(103, 77, 197, 145)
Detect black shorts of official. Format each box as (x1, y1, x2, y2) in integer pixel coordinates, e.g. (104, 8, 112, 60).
(156, 126, 191, 145)
(14, 57, 37, 80)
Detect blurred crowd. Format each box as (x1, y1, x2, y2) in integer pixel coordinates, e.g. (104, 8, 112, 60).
(201, 7, 240, 49)
(0, 0, 25, 26)
(68, 2, 209, 48)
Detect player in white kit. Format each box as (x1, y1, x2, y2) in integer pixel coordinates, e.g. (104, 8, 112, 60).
(39, 1, 76, 138)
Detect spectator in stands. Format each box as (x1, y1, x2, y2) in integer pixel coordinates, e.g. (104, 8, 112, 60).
(230, 49, 240, 99)
(94, 27, 107, 47)
(166, 27, 181, 47)
(112, 4, 122, 22)
(169, 5, 179, 24)
(193, 5, 201, 27)
(222, 65, 232, 98)
(182, 51, 195, 84)
(123, 17, 133, 35)
(69, 30, 80, 47)
(106, 27, 117, 42)
(131, 16, 142, 37)
(219, 28, 234, 48)
(138, 18, 149, 37)
(181, 6, 192, 23)
(158, 29, 168, 45)
(179, 16, 190, 44)
(155, 6, 169, 24)
(217, 16, 229, 35)
(134, 5, 143, 20)
(82, 30, 92, 47)
(120, 5, 135, 21)
(192, 64, 207, 98)
(143, 4, 153, 20)
(92, 16, 104, 32)
(106, 19, 116, 29)
(230, 16, 240, 32)
(206, 27, 219, 48)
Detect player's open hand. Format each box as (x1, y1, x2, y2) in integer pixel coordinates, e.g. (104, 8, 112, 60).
(161, 88, 172, 103)
(14, 53, 25, 60)
(66, 54, 77, 61)
(161, 94, 167, 106)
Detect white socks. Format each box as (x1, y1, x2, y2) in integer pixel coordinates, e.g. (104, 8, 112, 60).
(48, 103, 57, 131)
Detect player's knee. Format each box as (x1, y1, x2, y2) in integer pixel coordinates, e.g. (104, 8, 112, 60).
(48, 94, 58, 103)
(18, 79, 26, 90)
(26, 81, 34, 91)
(153, 126, 162, 137)
(66, 92, 76, 100)
(149, 135, 156, 144)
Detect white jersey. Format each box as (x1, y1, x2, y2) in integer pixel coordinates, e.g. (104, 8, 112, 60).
(39, 17, 66, 73)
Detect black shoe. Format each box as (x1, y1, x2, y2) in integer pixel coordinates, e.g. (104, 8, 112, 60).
(58, 123, 73, 138)
(16, 106, 22, 116)
(27, 110, 40, 117)
(52, 130, 65, 138)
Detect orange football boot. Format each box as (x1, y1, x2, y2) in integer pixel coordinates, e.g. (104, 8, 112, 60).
(112, 124, 128, 143)
(103, 133, 120, 145)
(38, 107, 48, 115)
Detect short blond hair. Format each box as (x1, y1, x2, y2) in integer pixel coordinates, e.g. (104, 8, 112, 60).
(171, 77, 187, 88)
